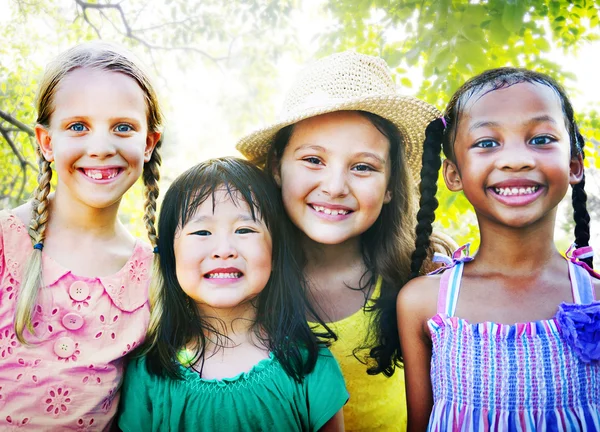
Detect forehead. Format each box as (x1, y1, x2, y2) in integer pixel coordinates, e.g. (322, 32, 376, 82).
(462, 82, 565, 124)
(289, 111, 390, 153)
(52, 68, 147, 119)
(188, 187, 261, 223)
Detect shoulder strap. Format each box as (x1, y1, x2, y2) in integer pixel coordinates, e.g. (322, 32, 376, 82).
(568, 260, 596, 304)
(437, 262, 464, 316)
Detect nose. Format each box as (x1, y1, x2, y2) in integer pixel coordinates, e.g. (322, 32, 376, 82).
(211, 235, 238, 259)
(86, 131, 117, 159)
(321, 164, 349, 197)
(495, 144, 536, 171)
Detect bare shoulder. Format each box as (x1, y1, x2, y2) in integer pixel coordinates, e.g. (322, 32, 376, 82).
(396, 273, 441, 322)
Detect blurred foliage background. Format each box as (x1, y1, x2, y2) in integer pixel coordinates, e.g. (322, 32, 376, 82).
(1, 0, 598, 262)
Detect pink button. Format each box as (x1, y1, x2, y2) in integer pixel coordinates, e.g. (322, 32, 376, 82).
(62, 313, 84, 331)
(53, 337, 76, 358)
(69, 281, 89, 301)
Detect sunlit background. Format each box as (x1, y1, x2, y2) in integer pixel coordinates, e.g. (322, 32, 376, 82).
(1, 0, 599, 265)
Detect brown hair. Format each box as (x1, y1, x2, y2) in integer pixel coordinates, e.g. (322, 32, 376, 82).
(15, 41, 164, 342)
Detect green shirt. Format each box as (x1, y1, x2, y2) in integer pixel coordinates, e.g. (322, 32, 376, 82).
(118, 348, 348, 431)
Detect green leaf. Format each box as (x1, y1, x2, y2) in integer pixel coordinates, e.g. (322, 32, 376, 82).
(400, 77, 412, 87)
(501, 1, 526, 34)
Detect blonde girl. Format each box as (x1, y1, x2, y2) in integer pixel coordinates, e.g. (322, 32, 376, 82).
(0, 41, 162, 429)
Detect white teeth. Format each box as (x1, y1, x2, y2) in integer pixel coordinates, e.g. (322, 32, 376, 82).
(84, 169, 118, 180)
(494, 186, 539, 196)
(206, 272, 241, 279)
(312, 205, 349, 215)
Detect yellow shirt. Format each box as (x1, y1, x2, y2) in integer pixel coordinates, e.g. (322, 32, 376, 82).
(309, 277, 407, 431)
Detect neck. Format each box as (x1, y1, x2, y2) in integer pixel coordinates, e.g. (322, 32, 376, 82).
(475, 211, 561, 274)
(197, 302, 258, 348)
(48, 188, 123, 238)
(302, 235, 364, 274)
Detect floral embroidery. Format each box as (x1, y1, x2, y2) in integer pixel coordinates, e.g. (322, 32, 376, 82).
(82, 364, 107, 385)
(122, 341, 137, 356)
(5, 416, 30, 429)
(101, 388, 116, 413)
(0, 328, 18, 358)
(128, 259, 147, 283)
(71, 295, 91, 311)
(94, 312, 120, 340)
(8, 216, 24, 233)
(76, 417, 95, 431)
(44, 386, 71, 416)
(32, 305, 60, 338)
(2, 276, 17, 302)
(557, 301, 600, 363)
(16, 358, 42, 383)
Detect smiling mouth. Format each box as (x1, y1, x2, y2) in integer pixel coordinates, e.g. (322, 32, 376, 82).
(81, 168, 122, 180)
(204, 272, 243, 279)
(493, 186, 540, 196)
(310, 205, 351, 216)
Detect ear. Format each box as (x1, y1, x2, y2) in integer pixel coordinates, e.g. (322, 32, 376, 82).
(569, 152, 584, 185)
(35, 124, 54, 162)
(442, 159, 463, 192)
(272, 162, 282, 187)
(144, 131, 162, 163)
(383, 189, 392, 204)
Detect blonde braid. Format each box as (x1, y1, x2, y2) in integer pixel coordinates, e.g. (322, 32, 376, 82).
(143, 143, 161, 249)
(143, 142, 163, 350)
(15, 147, 53, 342)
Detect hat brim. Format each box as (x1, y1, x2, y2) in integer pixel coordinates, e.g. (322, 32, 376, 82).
(236, 94, 441, 183)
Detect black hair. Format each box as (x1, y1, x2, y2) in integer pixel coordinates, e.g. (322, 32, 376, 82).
(410, 67, 593, 278)
(267, 111, 418, 377)
(145, 157, 335, 381)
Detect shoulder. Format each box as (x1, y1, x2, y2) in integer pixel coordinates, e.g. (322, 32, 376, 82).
(396, 273, 440, 320)
(9, 202, 33, 227)
(310, 347, 343, 377)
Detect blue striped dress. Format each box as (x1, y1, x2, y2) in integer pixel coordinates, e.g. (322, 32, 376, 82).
(427, 248, 600, 431)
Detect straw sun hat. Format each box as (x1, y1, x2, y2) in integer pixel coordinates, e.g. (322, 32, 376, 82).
(236, 50, 441, 182)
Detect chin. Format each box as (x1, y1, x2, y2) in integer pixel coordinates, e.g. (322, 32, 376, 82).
(305, 231, 352, 246)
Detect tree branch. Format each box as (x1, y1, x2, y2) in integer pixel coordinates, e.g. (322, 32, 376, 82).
(0, 123, 36, 171)
(74, 0, 227, 64)
(0, 109, 35, 136)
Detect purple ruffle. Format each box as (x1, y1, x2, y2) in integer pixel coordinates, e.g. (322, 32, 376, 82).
(556, 301, 600, 363)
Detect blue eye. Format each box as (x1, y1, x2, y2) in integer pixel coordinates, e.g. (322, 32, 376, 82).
(235, 228, 256, 234)
(115, 124, 133, 133)
(474, 140, 498, 149)
(530, 135, 554, 145)
(303, 157, 322, 165)
(191, 230, 211, 236)
(69, 123, 86, 132)
(352, 164, 373, 172)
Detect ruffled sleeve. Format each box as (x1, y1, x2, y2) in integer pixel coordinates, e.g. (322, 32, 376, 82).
(305, 348, 348, 431)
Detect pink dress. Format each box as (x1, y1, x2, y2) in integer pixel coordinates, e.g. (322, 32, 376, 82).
(0, 211, 152, 430)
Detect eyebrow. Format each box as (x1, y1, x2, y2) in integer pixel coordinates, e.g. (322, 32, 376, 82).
(469, 115, 559, 133)
(355, 151, 386, 165)
(294, 145, 386, 164)
(294, 144, 326, 154)
(189, 213, 257, 224)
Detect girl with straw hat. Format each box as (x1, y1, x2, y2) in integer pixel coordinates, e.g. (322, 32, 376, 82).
(237, 51, 455, 431)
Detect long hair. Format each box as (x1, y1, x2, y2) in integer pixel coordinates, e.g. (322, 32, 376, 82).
(15, 41, 164, 343)
(410, 67, 593, 283)
(267, 110, 420, 376)
(145, 157, 335, 382)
